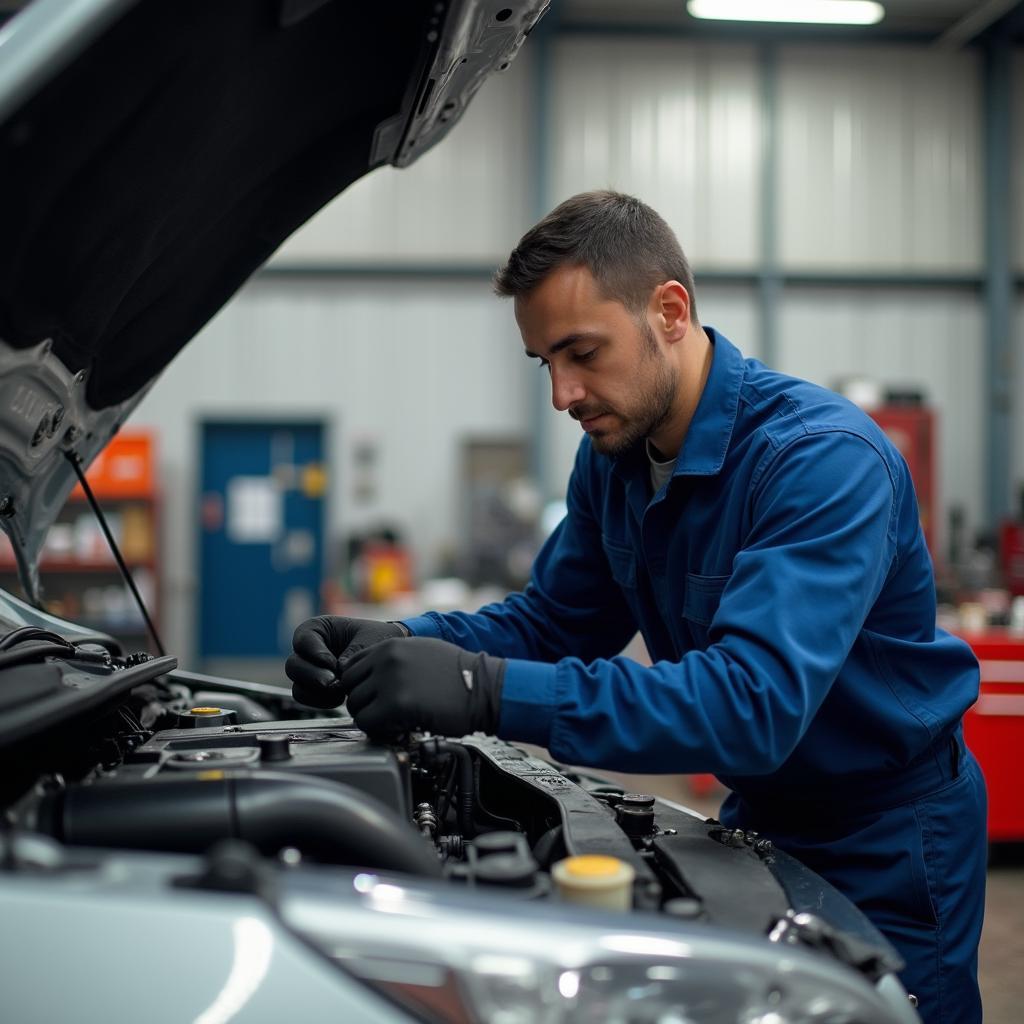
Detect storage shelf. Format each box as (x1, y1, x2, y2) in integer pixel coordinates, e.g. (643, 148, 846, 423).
(0, 429, 161, 652)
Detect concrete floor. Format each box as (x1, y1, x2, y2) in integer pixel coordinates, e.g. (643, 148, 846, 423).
(979, 857, 1024, 1024)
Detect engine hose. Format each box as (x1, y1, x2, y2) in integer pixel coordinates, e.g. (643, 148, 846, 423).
(420, 739, 475, 839)
(40, 771, 442, 877)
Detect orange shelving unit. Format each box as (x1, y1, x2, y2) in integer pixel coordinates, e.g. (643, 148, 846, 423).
(0, 429, 161, 651)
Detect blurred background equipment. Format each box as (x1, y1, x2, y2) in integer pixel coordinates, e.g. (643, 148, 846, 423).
(459, 437, 543, 590)
(344, 524, 414, 604)
(1000, 486, 1024, 597)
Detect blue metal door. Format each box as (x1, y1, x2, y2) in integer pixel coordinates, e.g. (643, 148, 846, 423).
(198, 421, 327, 663)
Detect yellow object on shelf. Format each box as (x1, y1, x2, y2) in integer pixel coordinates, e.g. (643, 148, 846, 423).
(120, 504, 154, 562)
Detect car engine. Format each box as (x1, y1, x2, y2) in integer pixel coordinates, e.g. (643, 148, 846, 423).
(0, 614, 920, 1023)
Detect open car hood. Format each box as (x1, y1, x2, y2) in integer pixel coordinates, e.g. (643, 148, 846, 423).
(0, 0, 547, 600)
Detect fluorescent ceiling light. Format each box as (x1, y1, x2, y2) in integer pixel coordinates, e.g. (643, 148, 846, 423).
(687, 1, 885, 25)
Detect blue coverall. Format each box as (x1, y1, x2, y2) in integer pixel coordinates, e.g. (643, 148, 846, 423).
(404, 329, 987, 1022)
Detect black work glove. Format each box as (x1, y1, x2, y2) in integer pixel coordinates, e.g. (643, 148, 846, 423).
(286, 615, 407, 709)
(343, 637, 505, 739)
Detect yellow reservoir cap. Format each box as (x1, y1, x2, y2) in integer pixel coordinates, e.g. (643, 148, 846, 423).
(551, 855, 635, 911)
(563, 855, 625, 879)
(189, 707, 223, 715)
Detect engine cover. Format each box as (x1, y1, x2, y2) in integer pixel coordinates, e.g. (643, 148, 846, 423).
(117, 719, 412, 818)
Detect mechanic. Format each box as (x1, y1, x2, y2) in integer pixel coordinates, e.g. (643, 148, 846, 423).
(287, 190, 986, 1022)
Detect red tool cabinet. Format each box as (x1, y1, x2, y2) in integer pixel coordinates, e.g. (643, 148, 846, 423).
(960, 631, 1024, 842)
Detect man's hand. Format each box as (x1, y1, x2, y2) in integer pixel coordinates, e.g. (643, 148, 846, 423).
(286, 615, 406, 708)
(343, 637, 504, 739)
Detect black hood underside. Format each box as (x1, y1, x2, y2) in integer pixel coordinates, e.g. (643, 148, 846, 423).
(0, 0, 545, 597)
(0, 0, 434, 410)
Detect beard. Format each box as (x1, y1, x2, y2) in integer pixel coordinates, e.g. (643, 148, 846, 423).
(575, 319, 678, 458)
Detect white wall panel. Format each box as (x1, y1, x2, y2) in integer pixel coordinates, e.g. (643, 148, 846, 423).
(131, 278, 527, 662)
(272, 56, 533, 264)
(550, 38, 761, 269)
(778, 46, 982, 272)
(543, 284, 761, 498)
(697, 283, 762, 361)
(779, 290, 985, 555)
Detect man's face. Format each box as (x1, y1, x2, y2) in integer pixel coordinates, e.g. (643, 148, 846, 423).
(515, 264, 679, 457)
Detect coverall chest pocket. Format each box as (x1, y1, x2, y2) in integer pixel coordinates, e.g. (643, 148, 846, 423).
(682, 572, 730, 648)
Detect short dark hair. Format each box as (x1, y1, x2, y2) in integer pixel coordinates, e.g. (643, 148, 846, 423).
(494, 190, 698, 322)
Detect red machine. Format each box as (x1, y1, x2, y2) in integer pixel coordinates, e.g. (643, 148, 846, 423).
(961, 630, 1024, 842)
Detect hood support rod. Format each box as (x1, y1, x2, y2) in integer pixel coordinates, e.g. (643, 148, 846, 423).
(62, 449, 165, 656)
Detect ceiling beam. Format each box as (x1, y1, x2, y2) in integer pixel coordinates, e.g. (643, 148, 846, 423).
(934, 0, 1023, 49)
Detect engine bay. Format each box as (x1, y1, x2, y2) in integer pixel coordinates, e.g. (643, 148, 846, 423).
(0, 622, 904, 995)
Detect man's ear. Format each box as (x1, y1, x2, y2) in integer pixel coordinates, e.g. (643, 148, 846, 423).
(654, 280, 691, 341)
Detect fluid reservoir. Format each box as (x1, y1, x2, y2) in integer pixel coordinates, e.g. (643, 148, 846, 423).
(551, 854, 635, 911)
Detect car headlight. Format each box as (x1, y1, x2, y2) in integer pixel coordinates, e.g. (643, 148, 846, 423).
(280, 871, 917, 1024)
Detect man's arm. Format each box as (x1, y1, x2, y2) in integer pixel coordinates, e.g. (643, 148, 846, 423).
(499, 430, 898, 775)
(287, 441, 638, 711)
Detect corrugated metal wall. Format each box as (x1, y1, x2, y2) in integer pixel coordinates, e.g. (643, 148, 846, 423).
(128, 37, 1023, 660)
(550, 38, 762, 269)
(777, 45, 982, 271)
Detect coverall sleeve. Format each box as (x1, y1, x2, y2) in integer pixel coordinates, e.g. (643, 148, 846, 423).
(401, 443, 639, 664)
(498, 430, 899, 775)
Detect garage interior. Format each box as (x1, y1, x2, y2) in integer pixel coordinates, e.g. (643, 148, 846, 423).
(1, 0, 1022, 1019)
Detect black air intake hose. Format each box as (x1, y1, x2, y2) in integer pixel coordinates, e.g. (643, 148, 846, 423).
(40, 771, 441, 877)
